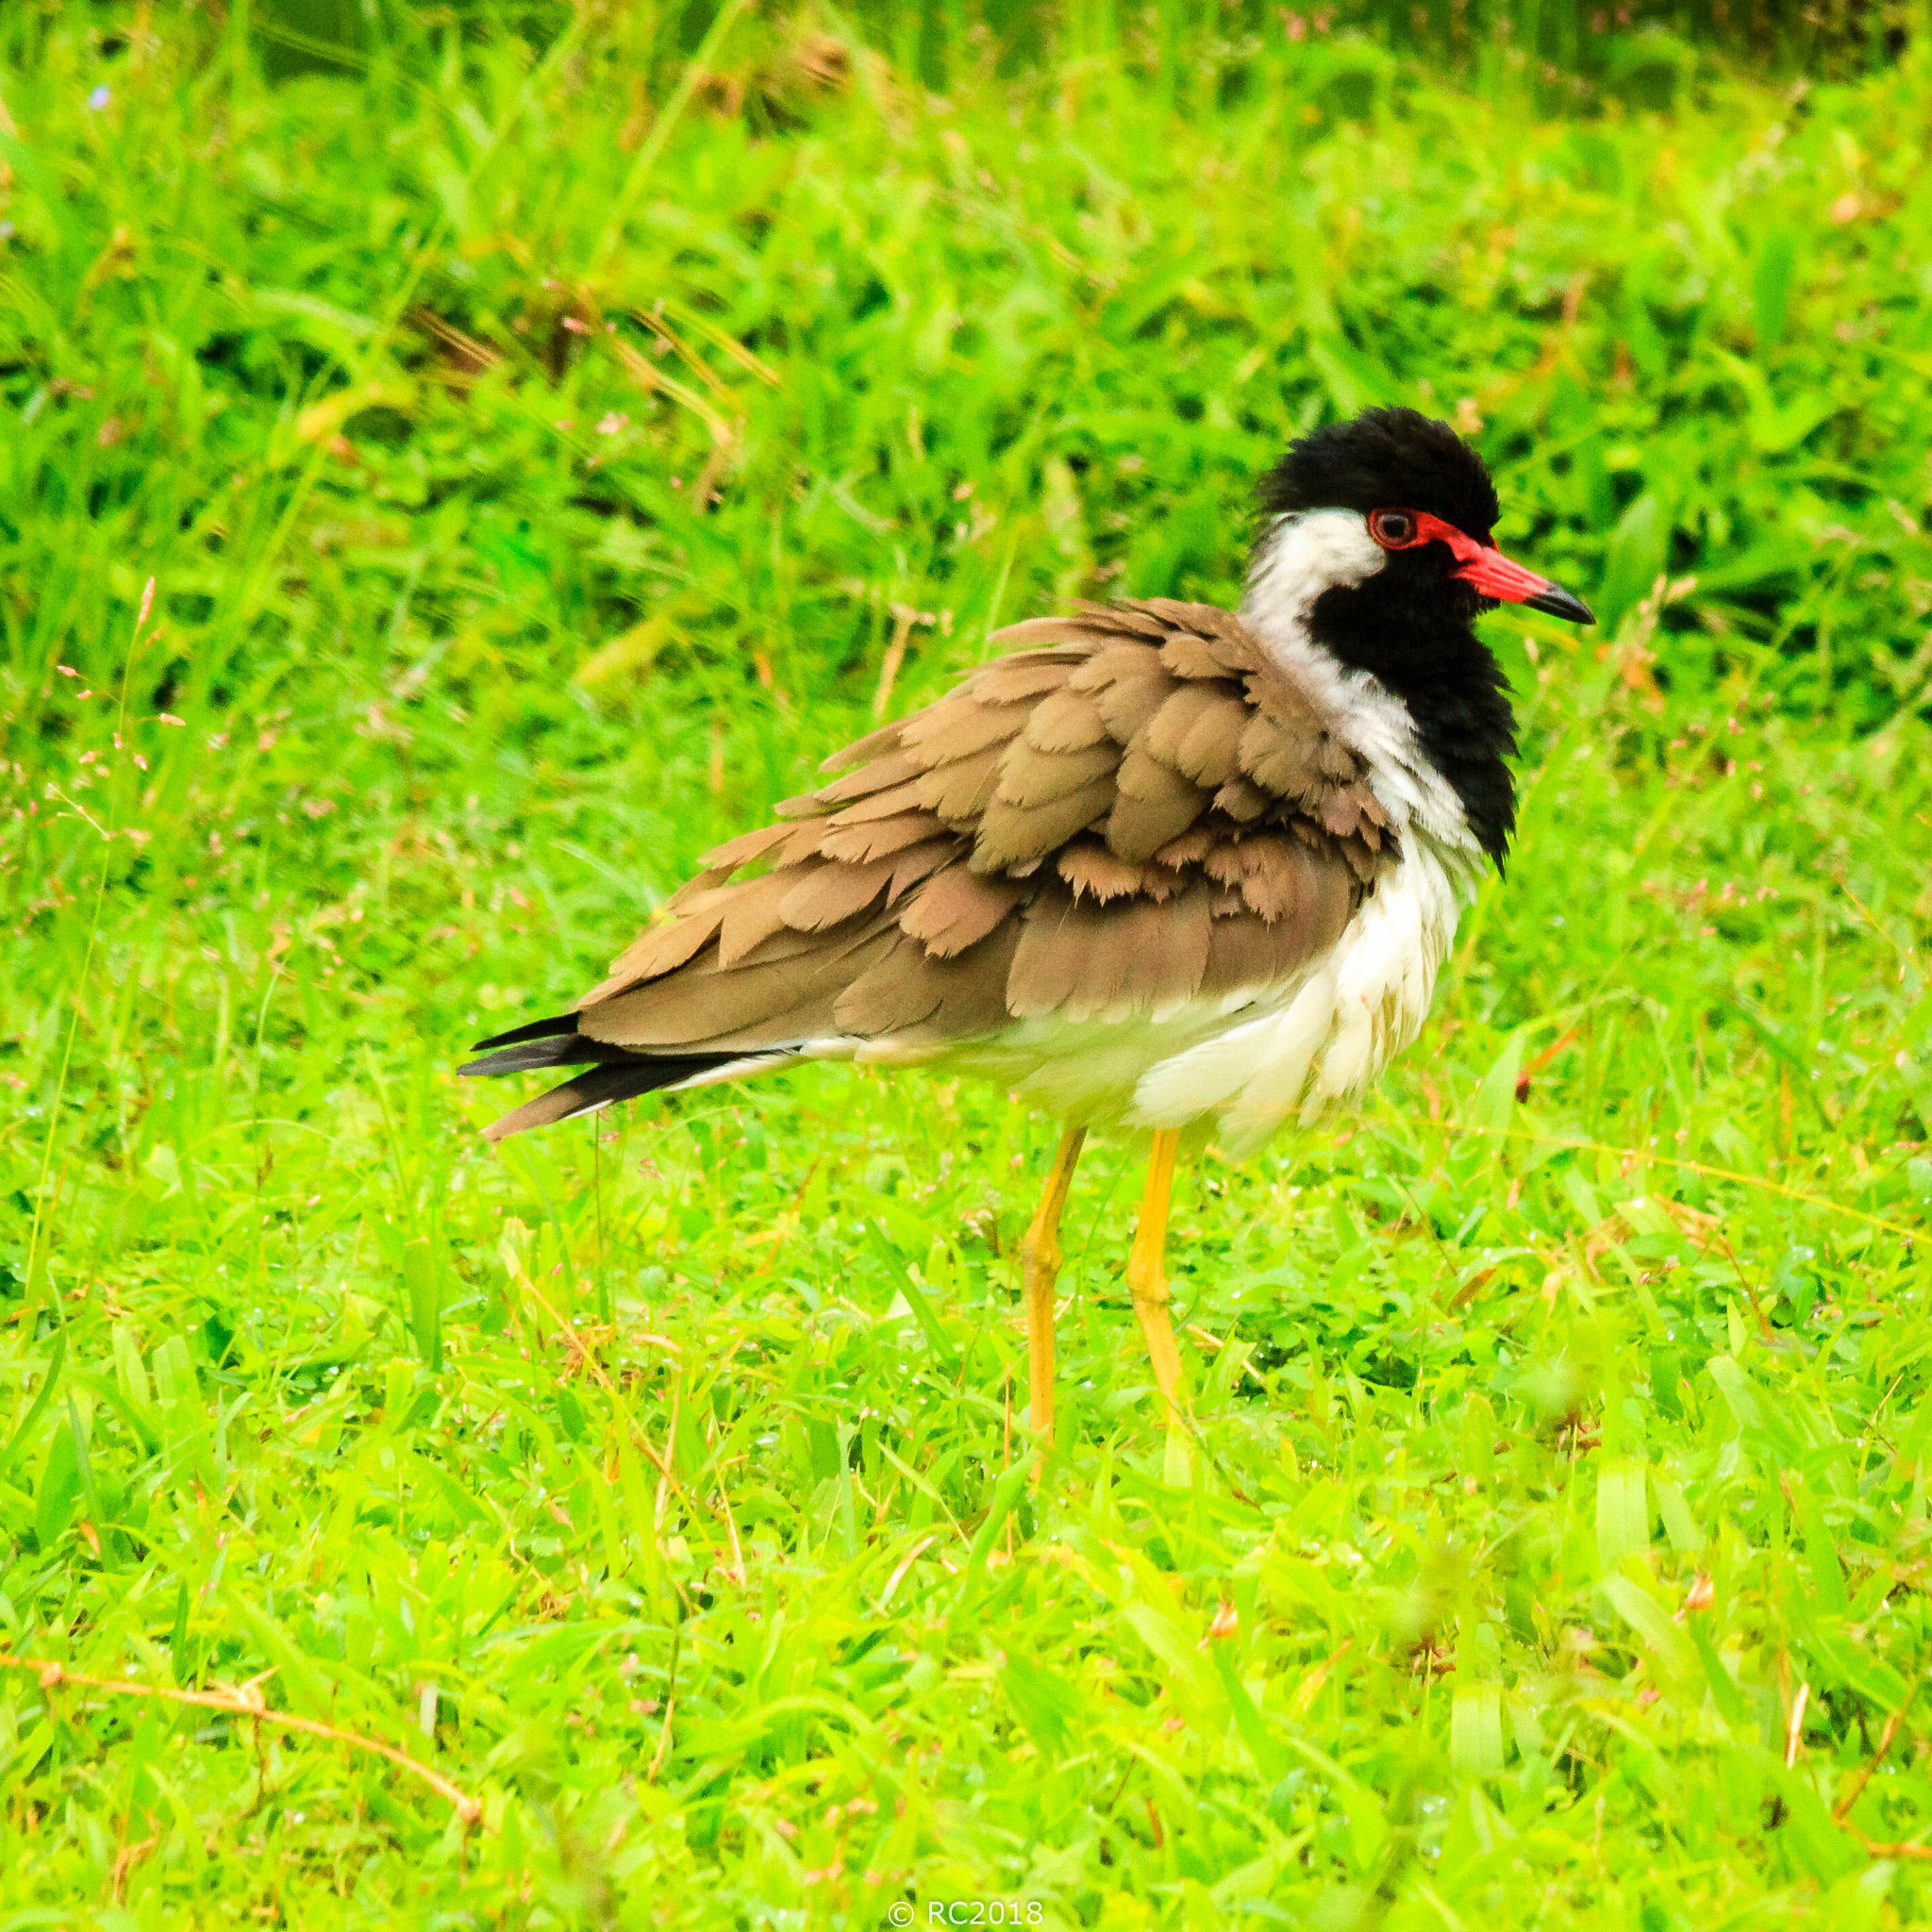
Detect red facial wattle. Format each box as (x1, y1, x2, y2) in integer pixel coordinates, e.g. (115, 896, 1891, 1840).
(1369, 508, 1594, 625)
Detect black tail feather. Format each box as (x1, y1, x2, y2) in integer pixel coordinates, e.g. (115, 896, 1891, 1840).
(460, 1041, 599, 1077)
(478, 1052, 753, 1141)
(472, 1010, 582, 1053)
(463, 1009, 658, 1079)
(460, 1030, 634, 1079)
(463, 1007, 792, 1141)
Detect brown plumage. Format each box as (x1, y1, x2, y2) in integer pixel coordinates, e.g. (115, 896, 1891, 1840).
(469, 598, 1392, 1143)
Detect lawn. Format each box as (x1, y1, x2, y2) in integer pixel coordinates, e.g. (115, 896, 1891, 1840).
(4, 2, 1932, 1924)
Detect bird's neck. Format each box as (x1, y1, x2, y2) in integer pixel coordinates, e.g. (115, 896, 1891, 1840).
(1241, 515, 1519, 863)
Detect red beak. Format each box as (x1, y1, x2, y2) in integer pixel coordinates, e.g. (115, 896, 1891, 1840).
(1411, 510, 1595, 625)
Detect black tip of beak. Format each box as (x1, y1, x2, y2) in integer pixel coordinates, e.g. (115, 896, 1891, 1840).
(1524, 583, 1594, 625)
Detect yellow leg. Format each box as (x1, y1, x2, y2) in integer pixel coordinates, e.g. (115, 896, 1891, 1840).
(1127, 1129, 1187, 1438)
(1021, 1125, 1086, 1462)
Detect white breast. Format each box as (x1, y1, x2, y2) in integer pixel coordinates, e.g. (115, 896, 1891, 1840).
(1125, 834, 1474, 1154)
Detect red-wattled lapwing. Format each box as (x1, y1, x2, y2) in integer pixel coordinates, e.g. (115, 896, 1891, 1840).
(463, 408, 1593, 1454)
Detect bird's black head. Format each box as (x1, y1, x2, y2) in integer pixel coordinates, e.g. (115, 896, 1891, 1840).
(1259, 406, 1503, 542)
(1249, 407, 1592, 862)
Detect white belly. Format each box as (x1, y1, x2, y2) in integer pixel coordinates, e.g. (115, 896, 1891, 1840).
(856, 838, 1472, 1155)
(1127, 840, 1471, 1154)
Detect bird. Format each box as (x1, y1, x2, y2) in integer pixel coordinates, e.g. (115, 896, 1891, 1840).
(461, 407, 1593, 1458)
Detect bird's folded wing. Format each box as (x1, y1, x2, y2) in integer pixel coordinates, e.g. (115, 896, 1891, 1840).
(575, 598, 1394, 1054)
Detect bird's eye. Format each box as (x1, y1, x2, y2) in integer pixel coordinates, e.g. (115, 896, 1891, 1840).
(1368, 509, 1417, 548)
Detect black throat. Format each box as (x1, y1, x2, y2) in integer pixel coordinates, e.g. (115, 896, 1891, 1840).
(1307, 574, 1520, 863)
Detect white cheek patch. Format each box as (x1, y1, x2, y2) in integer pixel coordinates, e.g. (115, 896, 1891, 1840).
(1243, 508, 1386, 634)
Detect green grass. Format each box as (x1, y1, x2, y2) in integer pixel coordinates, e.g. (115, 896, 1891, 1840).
(5, 4, 1932, 1924)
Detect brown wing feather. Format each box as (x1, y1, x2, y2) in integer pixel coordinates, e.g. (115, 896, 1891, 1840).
(817, 809, 946, 864)
(1058, 839, 1179, 905)
(498, 598, 1395, 1125)
(814, 749, 925, 806)
(972, 653, 1096, 704)
(918, 750, 1007, 824)
(991, 738, 1120, 811)
(820, 775, 933, 827)
(697, 822, 794, 871)
(1213, 775, 1273, 823)
(973, 779, 1116, 874)
(1114, 886, 1214, 1010)
(897, 865, 1026, 958)
(900, 696, 1033, 761)
(1024, 688, 1109, 754)
(834, 920, 1023, 1040)
(1107, 744, 1209, 863)
(778, 855, 898, 933)
(1201, 891, 1353, 1001)
(716, 870, 804, 968)
(1091, 666, 1174, 743)
(886, 839, 957, 902)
